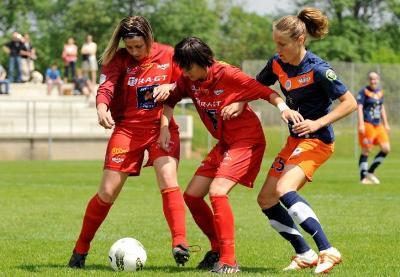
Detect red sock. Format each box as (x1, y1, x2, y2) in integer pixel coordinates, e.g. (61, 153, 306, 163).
(161, 187, 187, 248)
(184, 193, 219, 252)
(210, 195, 236, 265)
(74, 194, 112, 254)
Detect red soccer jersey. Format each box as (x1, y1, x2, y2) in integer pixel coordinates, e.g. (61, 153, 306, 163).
(166, 62, 276, 145)
(96, 42, 181, 129)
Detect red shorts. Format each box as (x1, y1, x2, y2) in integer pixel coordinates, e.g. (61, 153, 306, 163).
(268, 136, 334, 181)
(104, 126, 180, 176)
(195, 141, 266, 188)
(358, 122, 389, 149)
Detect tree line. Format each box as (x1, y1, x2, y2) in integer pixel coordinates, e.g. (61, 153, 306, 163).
(1, 0, 399, 74)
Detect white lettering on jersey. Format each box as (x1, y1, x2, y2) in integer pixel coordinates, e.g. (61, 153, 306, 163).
(195, 98, 223, 108)
(127, 75, 168, 86)
(157, 63, 170, 70)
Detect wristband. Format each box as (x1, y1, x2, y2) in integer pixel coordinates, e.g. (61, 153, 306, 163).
(277, 102, 289, 113)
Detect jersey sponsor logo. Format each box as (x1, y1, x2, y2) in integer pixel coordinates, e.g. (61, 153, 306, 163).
(195, 98, 223, 109)
(285, 80, 292, 90)
(111, 147, 129, 155)
(99, 74, 106, 85)
(326, 69, 337, 81)
(214, 89, 224, 95)
(127, 75, 168, 86)
(157, 63, 170, 70)
(297, 76, 311, 85)
(137, 85, 158, 109)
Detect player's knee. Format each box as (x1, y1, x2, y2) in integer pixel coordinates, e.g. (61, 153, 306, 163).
(257, 191, 278, 208)
(98, 189, 118, 203)
(381, 145, 390, 154)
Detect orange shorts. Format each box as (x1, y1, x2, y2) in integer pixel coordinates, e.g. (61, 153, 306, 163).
(268, 137, 334, 181)
(358, 122, 389, 149)
(195, 141, 266, 188)
(104, 126, 180, 176)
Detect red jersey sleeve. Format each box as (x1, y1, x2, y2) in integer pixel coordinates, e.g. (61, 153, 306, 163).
(171, 61, 182, 82)
(165, 77, 188, 108)
(226, 67, 277, 103)
(96, 50, 125, 107)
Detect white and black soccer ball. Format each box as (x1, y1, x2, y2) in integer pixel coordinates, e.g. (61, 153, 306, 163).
(108, 237, 147, 272)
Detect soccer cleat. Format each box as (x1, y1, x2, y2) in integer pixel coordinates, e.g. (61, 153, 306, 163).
(366, 173, 380, 184)
(283, 249, 318, 271)
(360, 178, 374, 185)
(172, 244, 190, 266)
(68, 250, 87, 269)
(314, 247, 342, 274)
(197, 250, 220, 270)
(210, 262, 240, 274)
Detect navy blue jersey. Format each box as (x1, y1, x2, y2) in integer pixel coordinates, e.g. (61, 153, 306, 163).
(256, 51, 348, 144)
(356, 86, 383, 126)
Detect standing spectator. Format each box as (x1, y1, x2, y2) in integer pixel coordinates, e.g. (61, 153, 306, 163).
(357, 72, 390, 184)
(20, 33, 37, 82)
(0, 64, 10, 94)
(46, 63, 63, 95)
(2, 32, 23, 83)
(73, 68, 93, 97)
(81, 35, 98, 84)
(62, 37, 78, 82)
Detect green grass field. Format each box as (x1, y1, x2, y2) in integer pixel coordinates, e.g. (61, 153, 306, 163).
(1, 127, 399, 276)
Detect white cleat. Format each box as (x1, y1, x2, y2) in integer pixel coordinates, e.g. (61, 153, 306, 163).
(283, 249, 318, 271)
(366, 173, 380, 184)
(314, 247, 342, 274)
(360, 178, 374, 185)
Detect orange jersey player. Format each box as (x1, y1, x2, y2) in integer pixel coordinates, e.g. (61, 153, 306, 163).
(154, 36, 302, 274)
(357, 72, 390, 184)
(255, 7, 357, 274)
(68, 16, 190, 269)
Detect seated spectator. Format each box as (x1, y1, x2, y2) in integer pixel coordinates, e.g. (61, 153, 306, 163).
(46, 63, 63, 95)
(0, 64, 10, 94)
(73, 68, 93, 97)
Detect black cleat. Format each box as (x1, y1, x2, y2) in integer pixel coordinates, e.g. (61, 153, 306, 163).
(211, 262, 240, 274)
(68, 250, 87, 269)
(197, 250, 220, 270)
(172, 244, 190, 266)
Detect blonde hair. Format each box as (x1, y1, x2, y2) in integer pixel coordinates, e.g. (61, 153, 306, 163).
(274, 7, 329, 42)
(100, 16, 154, 65)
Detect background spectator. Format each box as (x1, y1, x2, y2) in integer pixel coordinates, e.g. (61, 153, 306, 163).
(62, 37, 78, 83)
(73, 68, 93, 97)
(81, 35, 98, 84)
(2, 32, 23, 83)
(46, 63, 63, 95)
(0, 64, 10, 94)
(20, 33, 37, 82)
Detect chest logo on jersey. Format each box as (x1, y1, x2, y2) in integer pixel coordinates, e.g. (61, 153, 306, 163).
(214, 89, 224, 96)
(157, 63, 170, 70)
(127, 75, 168, 86)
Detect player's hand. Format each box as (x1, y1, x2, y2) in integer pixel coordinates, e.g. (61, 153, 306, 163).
(281, 109, 303, 124)
(292, 119, 321, 137)
(153, 83, 175, 102)
(358, 124, 365, 134)
(97, 103, 115, 129)
(158, 126, 171, 152)
(384, 123, 391, 132)
(221, 101, 245, 120)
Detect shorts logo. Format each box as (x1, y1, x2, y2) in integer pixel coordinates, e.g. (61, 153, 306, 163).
(291, 147, 303, 157)
(111, 147, 128, 155)
(157, 63, 170, 70)
(111, 157, 124, 163)
(326, 69, 337, 81)
(223, 151, 232, 161)
(285, 80, 292, 90)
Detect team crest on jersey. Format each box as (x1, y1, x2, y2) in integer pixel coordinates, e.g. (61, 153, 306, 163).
(214, 89, 224, 95)
(157, 63, 170, 70)
(326, 69, 337, 81)
(285, 80, 292, 90)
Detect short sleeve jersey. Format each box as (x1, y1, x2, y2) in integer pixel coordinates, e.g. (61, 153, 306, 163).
(256, 51, 348, 144)
(357, 86, 383, 126)
(46, 68, 61, 80)
(96, 42, 181, 129)
(166, 62, 276, 145)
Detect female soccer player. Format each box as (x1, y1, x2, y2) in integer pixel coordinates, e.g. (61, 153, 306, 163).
(68, 16, 190, 268)
(255, 7, 357, 274)
(357, 72, 390, 184)
(154, 36, 302, 274)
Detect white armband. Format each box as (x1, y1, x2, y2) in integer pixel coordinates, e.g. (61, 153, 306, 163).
(277, 102, 289, 113)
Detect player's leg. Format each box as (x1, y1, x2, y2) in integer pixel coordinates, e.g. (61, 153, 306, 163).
(366, 127, 390, 184)
(69, 169, 128, 268)
(359, 146, 371, 183)
(208, 177, 240, 274)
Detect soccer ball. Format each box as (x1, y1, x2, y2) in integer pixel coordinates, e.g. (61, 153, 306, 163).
(108, 237, 147, 272)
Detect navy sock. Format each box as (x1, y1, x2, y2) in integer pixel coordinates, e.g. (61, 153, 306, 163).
(280, 191, 331, 251)
(262, 203, 310, 254)
(359, 154, 368, 180)
(368, 151, 387, 174)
